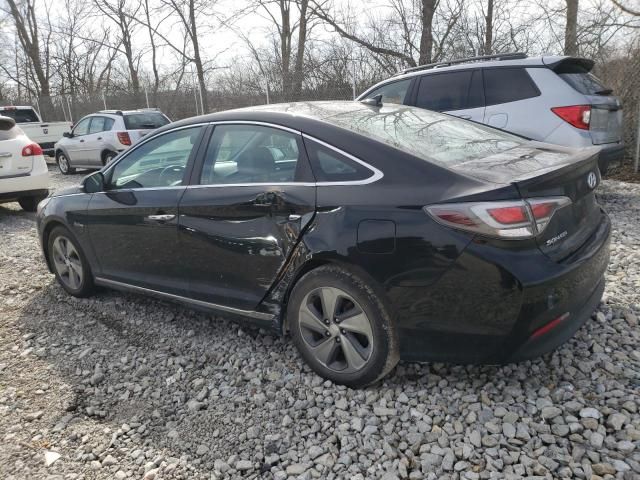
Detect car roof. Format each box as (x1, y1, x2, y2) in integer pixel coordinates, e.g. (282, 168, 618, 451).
(359, 54, 589, 97)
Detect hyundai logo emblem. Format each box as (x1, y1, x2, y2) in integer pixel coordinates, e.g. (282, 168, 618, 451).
(587, 171, 597, 189)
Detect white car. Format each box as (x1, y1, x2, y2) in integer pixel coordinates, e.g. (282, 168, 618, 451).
(0, 106, 71, 157)
(54, 109, 170, 174)
(0, 116, 49, 211)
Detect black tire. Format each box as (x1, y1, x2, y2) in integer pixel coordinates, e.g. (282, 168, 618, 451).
(102, 151, 117, 166)
(287, 265, 399, 388)
(18, 196, 45, 212)
(47, 226, 95, 297)
(56, 151, 76, 175)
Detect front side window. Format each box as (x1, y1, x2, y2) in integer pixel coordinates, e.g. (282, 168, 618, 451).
(364, 79, 412, 105)
(484, 68, 540, 106)
(200, 125, 302, 184)
(72, 117, 91, 136)
(416, 71, 474, 112)
(107, 126, 203, 190)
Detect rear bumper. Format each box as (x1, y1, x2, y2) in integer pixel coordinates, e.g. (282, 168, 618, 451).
(0, 188, 49, 203)
(0, 165, 49, 200)
(395, 214, 611, 363)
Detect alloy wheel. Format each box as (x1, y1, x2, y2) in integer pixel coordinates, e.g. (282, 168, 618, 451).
(298, 286, 374, 373)
(58, 154, 69, 173)
(51, 236, 83, 290)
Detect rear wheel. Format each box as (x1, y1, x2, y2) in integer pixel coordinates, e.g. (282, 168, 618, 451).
(47, 226, 94, 297)
(287, 266, 399, 388)
(102, 151, 117, 166)
(18, 196, 45, 212)
(56, 151, 75, 175)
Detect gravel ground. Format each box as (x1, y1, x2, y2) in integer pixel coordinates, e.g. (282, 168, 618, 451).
(0, 165, 639, 480)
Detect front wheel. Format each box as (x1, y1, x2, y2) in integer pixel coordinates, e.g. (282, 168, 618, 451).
(287, 266, 399, 388)
(102, 151, 117, 166)
(56, 152, 75, 175)
(47, 226, 95, 297)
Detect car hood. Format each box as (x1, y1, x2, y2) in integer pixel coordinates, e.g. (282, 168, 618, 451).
(447, 141, 600, 185)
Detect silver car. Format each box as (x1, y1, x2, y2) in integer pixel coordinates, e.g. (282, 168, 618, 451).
(54, 109, 171, 174)
(358, 53, 624, 174)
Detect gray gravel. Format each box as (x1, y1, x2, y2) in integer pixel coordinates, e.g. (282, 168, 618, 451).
(0, 165, 639, 480)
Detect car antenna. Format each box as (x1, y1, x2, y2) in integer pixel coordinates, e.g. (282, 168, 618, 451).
(360, 94, 383, 108)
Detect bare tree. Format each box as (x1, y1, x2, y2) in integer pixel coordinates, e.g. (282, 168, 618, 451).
(93, 0, 142, 93)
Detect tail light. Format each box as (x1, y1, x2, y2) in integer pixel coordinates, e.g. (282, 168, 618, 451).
(424, 197, 571, 239)
(22, 143, 43, 156)
(117, 131, 132, 146)
(551, 105, 591, 130)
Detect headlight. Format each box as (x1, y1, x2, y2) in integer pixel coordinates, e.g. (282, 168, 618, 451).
(37, 196, 52, 213)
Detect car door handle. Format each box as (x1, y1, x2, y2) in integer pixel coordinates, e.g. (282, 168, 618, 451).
(458, 115, 472, 119)
(80, 139, 85, 143)
(288, 214, 301, 221)
(97, 137, 102, 140)
(147, 214, 175, 221)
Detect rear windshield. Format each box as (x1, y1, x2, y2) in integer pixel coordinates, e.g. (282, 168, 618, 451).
(0, 126, 23, 141)
(124, 112, 170, 130)
(319, 104, 524, 167)
(0, 108, 39, 123)
(556, 64, 611, 95)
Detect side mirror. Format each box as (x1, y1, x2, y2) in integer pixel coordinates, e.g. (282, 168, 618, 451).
(63, 131, 73, 138)
(83, 171, 104, 193)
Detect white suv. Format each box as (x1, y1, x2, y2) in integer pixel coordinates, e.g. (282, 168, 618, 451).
(0, 116, 49, 211)
(54, 109, 170, 174)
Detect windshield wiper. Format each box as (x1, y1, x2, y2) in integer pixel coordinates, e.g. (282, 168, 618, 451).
(594, 88, 613, 95)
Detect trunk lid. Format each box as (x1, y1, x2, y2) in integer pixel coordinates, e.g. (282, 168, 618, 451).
(449, 142, 603, 261)
(0, 119, 33, 178)
(127, 129, 154, 144)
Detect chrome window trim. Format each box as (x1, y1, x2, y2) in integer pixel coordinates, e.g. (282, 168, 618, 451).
(94, 277, 275, 321)
(99, 120, 384, 192)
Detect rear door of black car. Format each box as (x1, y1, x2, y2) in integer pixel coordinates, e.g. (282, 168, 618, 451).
(178, 123, 316, 312)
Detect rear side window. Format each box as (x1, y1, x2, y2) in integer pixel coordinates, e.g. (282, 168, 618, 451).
(363, 79, 412, 105)
(416, 71, 481, 111)
(484, 68, 540, 106)
(305, 140, 373, 182)
(89, 116, 114, 134)
(0, 108, 39, 123)
(124, 112, 170, 130)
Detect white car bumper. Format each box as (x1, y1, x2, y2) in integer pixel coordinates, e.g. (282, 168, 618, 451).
(0, 157, 49, 200)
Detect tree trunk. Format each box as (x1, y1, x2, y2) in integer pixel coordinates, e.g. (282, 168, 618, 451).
(292, 0, 308, 100)
(564, 0, 579, 56)
(279, 1, 292, 97)
(484, 0, 494, 55)
(418, 0, 437, 64)
(189, 0, 208, 111)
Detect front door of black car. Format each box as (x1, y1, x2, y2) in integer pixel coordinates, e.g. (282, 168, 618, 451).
(87, 126, 205, 295)
(178, 123, 316, 311)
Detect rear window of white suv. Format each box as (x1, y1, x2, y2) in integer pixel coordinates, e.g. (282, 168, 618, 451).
(124, 112, 170, 130)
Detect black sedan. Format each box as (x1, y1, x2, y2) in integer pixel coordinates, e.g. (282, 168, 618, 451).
(36, 101, 610, 387)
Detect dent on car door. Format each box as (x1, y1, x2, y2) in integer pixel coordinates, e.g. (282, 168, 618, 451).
(86, 126, 206, 295)
(413, 70, 485, 122)
(178, 123, 316, 312)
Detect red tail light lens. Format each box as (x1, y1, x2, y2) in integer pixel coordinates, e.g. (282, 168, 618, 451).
(117, 131, 132, 146)
(425, 197, 571, 239)
(551, 105, 591, 130)
(22, 143, 43, 156)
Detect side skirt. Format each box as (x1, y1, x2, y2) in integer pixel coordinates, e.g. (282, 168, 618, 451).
(94, 277, 276, 325)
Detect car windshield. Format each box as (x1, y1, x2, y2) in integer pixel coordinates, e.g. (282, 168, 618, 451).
(306, 103, 525, 167)
(124, 112, 170, 130)
(0, 108, 40, 123)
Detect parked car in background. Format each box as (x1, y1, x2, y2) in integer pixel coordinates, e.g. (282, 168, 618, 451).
(358, 53, 624, 174)
(37, 101, 610, 387)
(0, 105, 71, 157)
(0, 116, 49, 211)
(54, 108, 171, 174)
